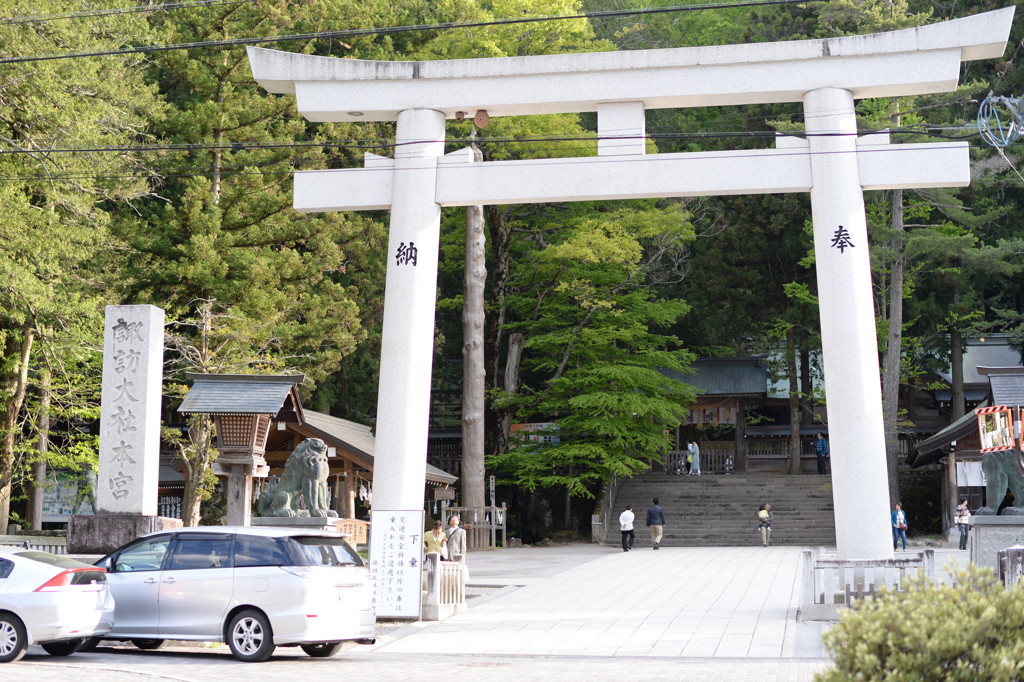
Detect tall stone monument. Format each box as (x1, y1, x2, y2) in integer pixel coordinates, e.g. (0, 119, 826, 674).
(69, 305, 181, 553)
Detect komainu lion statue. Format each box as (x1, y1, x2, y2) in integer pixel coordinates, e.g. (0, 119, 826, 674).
(257, 437, 337, 518)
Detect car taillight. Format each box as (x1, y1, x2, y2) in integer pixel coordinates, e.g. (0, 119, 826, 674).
(35, 567, 107, 591)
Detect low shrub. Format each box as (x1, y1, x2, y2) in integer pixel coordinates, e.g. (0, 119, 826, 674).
(817, 563, 1024, 681)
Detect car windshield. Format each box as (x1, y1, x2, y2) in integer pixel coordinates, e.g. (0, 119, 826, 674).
(290, 536, 363, 567)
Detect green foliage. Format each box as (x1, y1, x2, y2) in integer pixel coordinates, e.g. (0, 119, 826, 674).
(585, 0, 752, 50)
(0, 0, 164, 509)
(114, 0, 378, 393)
(818, 564, 1024, 682)
(487, 206, 697, 497)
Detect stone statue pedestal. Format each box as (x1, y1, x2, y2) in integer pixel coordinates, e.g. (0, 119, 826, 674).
(68, 514, 182, 555)
(250, 516, 337, 531)
(970, 516, 1024, 573)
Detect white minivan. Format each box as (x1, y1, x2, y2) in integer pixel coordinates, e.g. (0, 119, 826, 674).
(88, 526, 375, 662)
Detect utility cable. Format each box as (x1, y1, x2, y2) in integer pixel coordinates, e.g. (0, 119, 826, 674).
(0, 0, 828, 65)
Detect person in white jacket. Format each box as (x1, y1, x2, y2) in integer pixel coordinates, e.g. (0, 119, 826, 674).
(619, 505, 635, 552)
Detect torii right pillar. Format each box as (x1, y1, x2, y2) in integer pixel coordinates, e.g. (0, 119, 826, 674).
(805, 87, 892, 558)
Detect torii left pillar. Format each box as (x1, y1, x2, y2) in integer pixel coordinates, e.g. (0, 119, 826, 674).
(374, 109, 445, 510)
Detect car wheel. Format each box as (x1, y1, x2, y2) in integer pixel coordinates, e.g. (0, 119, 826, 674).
(41, 639, 83, 657)
(131, 639, 165, 650)
(300, 642, 343, 658)
(0, 613, 28, 663)
(227, 609, 275, 662)
(77, 637, 101, 652)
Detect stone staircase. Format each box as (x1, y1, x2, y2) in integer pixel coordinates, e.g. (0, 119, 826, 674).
(608, 472, 837, 547)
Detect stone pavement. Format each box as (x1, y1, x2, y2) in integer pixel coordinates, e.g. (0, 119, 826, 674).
(9, 540, 970, 681)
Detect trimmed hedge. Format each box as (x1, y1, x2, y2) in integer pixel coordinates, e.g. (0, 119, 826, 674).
(817, 564, 1024, 681)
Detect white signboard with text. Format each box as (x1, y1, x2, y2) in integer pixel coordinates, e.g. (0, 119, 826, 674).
(369, 510, 423, 618)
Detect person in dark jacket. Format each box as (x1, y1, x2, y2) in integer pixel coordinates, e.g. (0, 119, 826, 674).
(646, 498, 666, 550)
(814, 433, 829, 475)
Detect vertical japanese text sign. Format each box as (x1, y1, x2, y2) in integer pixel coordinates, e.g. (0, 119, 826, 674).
(369, 510, 424, 618)
(97, 305, 165, 515)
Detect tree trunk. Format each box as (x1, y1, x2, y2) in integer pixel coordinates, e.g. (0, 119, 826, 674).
(881, 103, 906, 508)
(799, 346, 812, 425)
(734, 402, 748, 473)
(0, 327, 35, 534)
(28, 369, 51, 530)
(461, 145, 487, 512)
(497, 332, 525, 456)
(484, 207, 513, 459)
(950, 319, 966, 420)
(787, 327, 802, 475)
(180, 414, 214, 527)
(882, 187, 905, 507)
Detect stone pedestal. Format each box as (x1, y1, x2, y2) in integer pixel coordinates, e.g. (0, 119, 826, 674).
(250, 516, 337, 531)
(970, 516, 1024, 574)
(68, 514, 182, 555)
(212, 455, 268, 527)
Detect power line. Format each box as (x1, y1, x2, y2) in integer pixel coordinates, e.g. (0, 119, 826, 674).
(0, 0, 253, 25)
(0, 0, 828, 65)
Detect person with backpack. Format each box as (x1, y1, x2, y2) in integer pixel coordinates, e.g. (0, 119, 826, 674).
(757, 503, 773, 547)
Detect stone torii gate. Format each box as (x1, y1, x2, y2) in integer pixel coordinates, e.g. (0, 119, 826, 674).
(248, 9, 1014, 567)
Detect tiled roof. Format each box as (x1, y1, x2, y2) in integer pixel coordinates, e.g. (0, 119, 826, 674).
(301, 409, 457, 486)
(178, 373, 304, 416)
(660, 357, 767, 397)
(989, 374, 1024, 408)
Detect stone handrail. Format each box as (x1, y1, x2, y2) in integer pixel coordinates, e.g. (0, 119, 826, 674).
(421, 552, 466, 621)
(0, 535, 68, 554)
(798, 548, 934, 621)
(592, 475, 619, 544)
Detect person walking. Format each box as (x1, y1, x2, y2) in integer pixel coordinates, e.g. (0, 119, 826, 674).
(757, 503, 773, 547)
(619, 505, 635, 552)
(446, 514, 467, 561)
(892, 503, 908, 551)
(955, 499, 971, 551)
(814, 433, 829, 475)
(688, 440, 702, 475)
(646, 498, 665, 550)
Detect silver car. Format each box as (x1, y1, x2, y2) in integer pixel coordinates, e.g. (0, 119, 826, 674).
(90, 526, 375, 662)
(0, 547, 114, 662)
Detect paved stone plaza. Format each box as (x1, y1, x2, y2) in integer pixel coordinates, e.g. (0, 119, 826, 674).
(12, 541, 971, 681)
